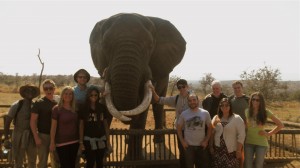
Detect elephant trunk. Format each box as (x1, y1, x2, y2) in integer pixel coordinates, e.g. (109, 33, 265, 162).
(111, 53, 142, 109)
(105, 46, 152, 121)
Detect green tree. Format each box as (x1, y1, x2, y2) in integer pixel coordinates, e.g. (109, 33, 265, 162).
(168, 75, 181, 96)
(240, 65, 283, 100)
(199, 73, 215, 95)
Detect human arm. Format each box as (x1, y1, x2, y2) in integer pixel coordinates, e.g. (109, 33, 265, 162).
(79, 120, 85, 151)
(4, 103, 18, 140)
(104, 119, 112, 154)
(49, 119, 57, 152)
(259, 114, 284, 137)
(3, 116, 13, 140)
(201, 122, 212, 148)
(211, 115, 220, 128)
(209, 115, 218, 154)
(236, 115, 245, 158)
(149, 84, 160, 103)
(236, 142, 243, 159)
(30, 113, 42, 147)
(209, 129, 215, 154)
(177, 123, 188, 150)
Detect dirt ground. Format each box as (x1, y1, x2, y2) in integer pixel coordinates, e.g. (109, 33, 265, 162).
(265, 160, 300, 168)
(110, 109, 300, 168)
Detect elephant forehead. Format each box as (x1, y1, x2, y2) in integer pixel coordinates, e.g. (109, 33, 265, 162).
(105, 15, 154, 36)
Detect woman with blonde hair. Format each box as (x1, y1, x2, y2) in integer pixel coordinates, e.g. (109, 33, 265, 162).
(50, 86, 79, 168)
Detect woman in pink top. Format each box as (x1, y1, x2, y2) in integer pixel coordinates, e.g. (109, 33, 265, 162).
(50, 86, 79, 168)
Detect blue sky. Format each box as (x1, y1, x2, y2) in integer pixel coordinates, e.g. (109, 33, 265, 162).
(0, 0, 299, 81)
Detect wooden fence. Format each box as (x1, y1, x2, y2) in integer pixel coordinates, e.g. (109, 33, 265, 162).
(0, 105, 299, 167)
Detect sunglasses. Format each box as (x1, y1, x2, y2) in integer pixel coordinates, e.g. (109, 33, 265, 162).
(64, 92, 73, 96)
(220, 104, 229, 108)
(78, 76, 87, 79)
(43, 87, 54, 91)
(90, 94, 98, 98)
(177, 85, 186, 89)
(24, 88, 36, 94)
(252, 98, 260, 102)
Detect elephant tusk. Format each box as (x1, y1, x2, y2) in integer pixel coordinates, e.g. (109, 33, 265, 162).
(105, 82, 132, 122)
(119, 80, 152, 116)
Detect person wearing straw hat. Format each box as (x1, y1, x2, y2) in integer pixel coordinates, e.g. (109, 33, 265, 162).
(4, 84, 40, 168)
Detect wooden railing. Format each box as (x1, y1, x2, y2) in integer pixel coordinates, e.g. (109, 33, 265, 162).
(265, 129, 300, 162)
(106, 129, 179, 167)
(0, 106, 299, 167)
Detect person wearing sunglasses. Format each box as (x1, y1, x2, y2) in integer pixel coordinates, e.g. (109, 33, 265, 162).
(30, 79, 60, 168)
(210, 98, 245, 168)
(244, 92, 284, 168)
(73, 69, 91, 107)
(151, 78, 190, 168)
(78, 86, 111, 168)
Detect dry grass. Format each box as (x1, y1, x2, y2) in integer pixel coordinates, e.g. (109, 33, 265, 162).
(268, 101, 300, 123)
(0, 92, 299, 167)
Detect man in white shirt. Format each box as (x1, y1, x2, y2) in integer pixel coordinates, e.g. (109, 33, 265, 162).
(177, 93, 212, 168)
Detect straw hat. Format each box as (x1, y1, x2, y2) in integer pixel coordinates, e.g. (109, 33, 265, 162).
(19, 84, 40, 99)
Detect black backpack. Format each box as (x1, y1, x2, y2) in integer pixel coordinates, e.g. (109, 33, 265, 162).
(12, 99, 24, 125)
(175, 94, 179, 106)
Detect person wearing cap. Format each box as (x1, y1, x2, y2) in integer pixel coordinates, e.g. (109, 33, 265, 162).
(73, 69, 91, 107)
(150, 79, 190, 168)
(73, 69, 90, 167)
(4, 84, 40, 168)
(30, 79, 60, 168)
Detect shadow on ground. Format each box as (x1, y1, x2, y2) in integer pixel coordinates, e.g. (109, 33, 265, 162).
(264, 160, 300, 168)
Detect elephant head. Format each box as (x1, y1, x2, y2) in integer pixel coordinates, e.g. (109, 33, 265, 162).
(90, 13, 186, 125)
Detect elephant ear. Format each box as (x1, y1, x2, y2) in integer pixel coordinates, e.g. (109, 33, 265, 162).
(148, 17, 186, 79)
(90, 17, 116, 77)
(90, 19, 107, 76)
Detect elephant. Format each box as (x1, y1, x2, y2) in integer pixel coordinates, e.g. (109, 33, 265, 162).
(89, 13, 186, 159)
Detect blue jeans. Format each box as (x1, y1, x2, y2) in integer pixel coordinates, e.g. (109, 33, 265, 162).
(244, 143, 268, 168)
(184, 146, 209, 168)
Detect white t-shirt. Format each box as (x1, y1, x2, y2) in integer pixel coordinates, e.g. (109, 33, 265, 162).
(178, 108, 211, 146)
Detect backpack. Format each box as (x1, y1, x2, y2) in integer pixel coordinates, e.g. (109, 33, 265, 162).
(175, 94, 179, 106)
(12, 99, 24, 125)
(175, 91, 191, 106)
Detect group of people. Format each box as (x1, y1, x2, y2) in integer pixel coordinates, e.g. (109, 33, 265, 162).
(3, 71, 284, 168)
(3, 69, 111, 168)
(151, 79, 284, 168)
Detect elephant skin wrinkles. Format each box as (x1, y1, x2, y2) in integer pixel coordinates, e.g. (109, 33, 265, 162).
(90, 14, 186, 156)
